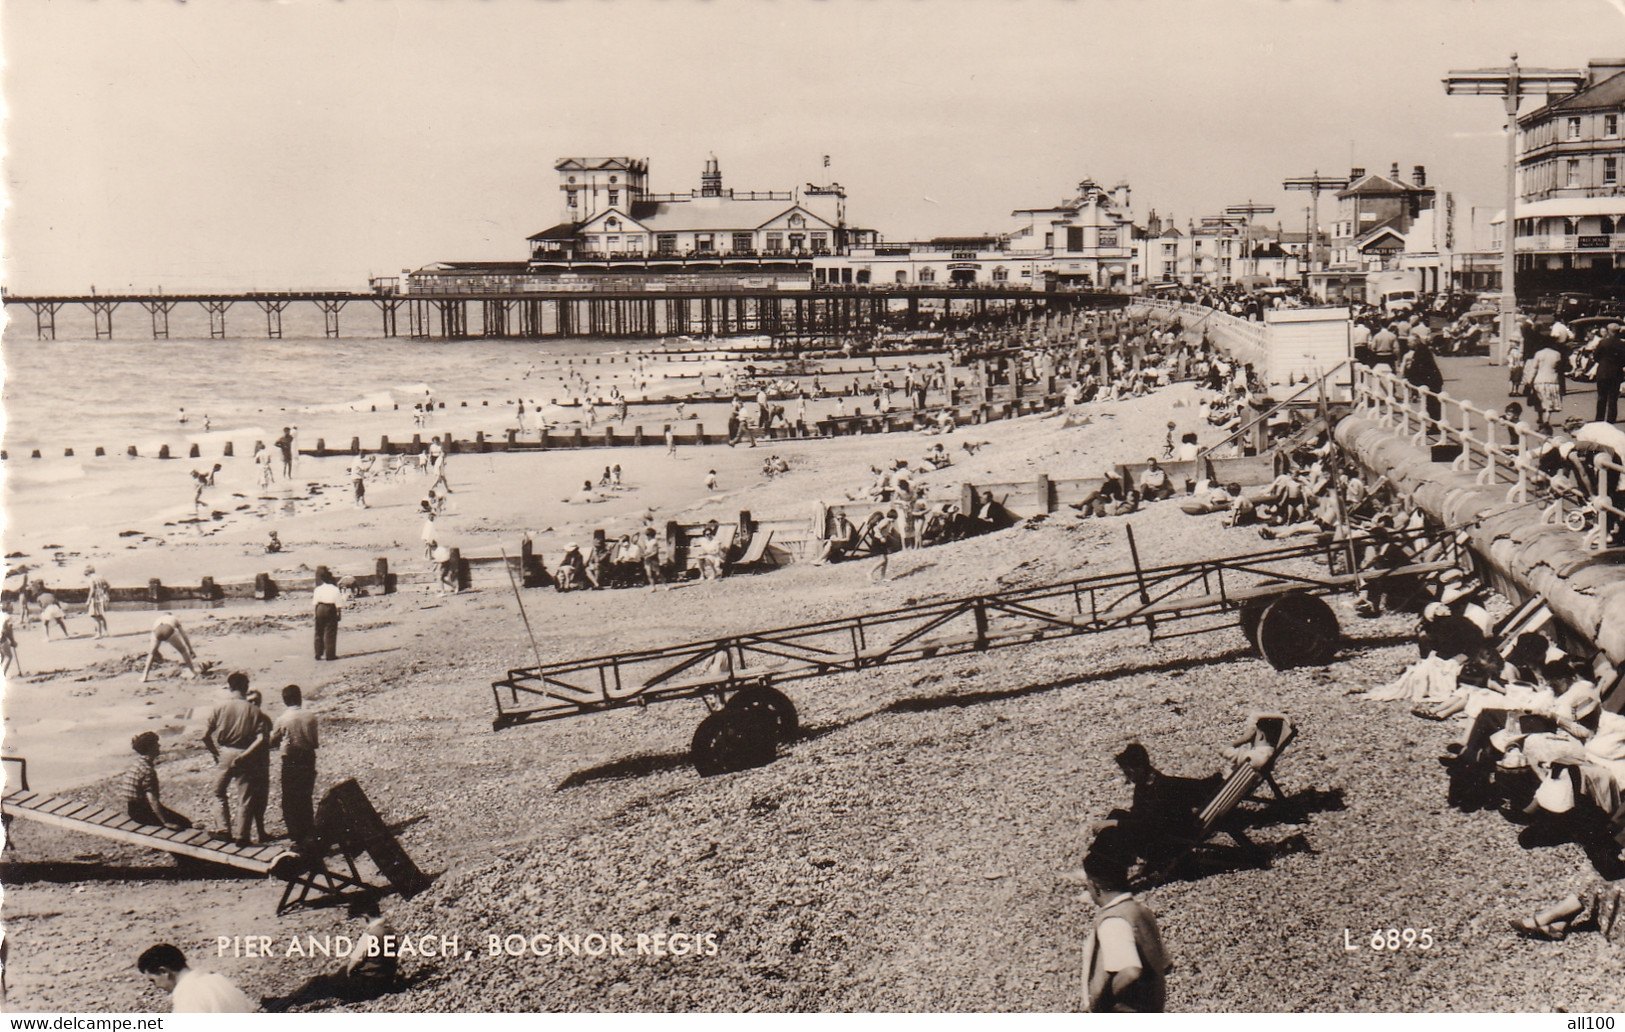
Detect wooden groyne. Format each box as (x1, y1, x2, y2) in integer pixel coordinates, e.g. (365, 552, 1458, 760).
(3, 540, 552, 609)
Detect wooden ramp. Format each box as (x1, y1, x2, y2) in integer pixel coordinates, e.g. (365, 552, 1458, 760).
(1, 758, 423, 914)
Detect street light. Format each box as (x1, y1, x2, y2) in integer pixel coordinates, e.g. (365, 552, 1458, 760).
(1202, 215, 1248, 284)
(1226, 202, 1276, 281)
(1444, 53, 1586, 365)
(1283, 171, 1350, 291)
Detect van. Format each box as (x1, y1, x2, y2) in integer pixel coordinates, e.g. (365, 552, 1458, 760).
(1381, 289, 1418, 317)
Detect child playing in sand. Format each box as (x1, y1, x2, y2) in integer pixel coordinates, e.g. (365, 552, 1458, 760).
(141, 613, 198, 682)
(38, 590, 69, 641)
(706, 469, 718, 491)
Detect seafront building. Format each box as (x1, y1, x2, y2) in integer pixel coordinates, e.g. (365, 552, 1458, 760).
(403, 159, 1311, 297)
(1505, 57, 1625, 296)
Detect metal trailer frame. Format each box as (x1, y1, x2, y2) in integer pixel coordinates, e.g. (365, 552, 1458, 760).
(491, 524, 1464, 773)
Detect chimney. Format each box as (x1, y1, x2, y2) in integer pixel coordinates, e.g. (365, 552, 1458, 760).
(1350, 166, 1365, 181)
(1588, 58, 1625, 87)
(700, 154, 722, 197)
(1390, 161, 1400, 180)
(1413, 165, 1427, 187)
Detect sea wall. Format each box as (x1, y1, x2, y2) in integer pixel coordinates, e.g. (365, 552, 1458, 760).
(1336, 412, 1625, 663)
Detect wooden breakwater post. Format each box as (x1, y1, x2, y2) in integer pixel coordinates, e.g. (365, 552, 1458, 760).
(376, 557, 393, 594)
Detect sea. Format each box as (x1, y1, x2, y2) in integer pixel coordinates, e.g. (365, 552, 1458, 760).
(0, 302, 715, 459)
(0, 302, 762, 563)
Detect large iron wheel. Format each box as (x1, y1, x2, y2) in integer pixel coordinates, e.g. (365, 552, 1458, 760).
(1257, 591, 1340, 670)
(1239, 602, 1268, 651)
(691, 706, 777, 777)
(725, 684, 799, 744)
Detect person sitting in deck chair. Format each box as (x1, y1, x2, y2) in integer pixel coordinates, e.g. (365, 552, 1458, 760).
(1101, 743, 1222, 870)
(813, 511, 859, 565)
(693, 521, 726, 581)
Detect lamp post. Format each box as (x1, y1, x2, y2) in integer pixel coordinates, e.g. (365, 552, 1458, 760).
(1202, 214, 1249, 285)
(1444, 53, 1586, 365)
(1283, 171, 1350, 293)
(1226, 202, 1276, 283)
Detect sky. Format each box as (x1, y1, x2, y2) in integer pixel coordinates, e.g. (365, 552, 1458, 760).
(2, 0, 1623, 293)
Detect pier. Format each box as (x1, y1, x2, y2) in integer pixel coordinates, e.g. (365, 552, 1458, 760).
(0, 286, 1127, 342)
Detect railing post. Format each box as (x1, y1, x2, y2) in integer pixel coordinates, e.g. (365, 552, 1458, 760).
(1478, 415, 1500, 486)
(1509, 433, 1529, 504)
(1451, 399, 1473, 472)
(1589, 453, 1611, 554)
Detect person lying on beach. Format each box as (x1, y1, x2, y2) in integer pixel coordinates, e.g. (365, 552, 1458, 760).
(566, 480, 604, 504)
(260, 910, 403, 1011)
(141, 613, 199, 682)
(924, 444, 953, 470)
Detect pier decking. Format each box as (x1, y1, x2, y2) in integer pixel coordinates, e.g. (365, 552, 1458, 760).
(0, 286, 1128, 341)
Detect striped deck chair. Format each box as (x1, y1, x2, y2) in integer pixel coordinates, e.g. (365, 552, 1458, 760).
(1134, 713, 1299, 887)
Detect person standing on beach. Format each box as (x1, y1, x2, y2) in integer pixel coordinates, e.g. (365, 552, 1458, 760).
(290, 427, 301, 477)
(141, 613, 199, 682)
(269, 683, 318, 845)
(202, 671, 270, 847)
(255, 442, 275, 488)
(421, 509, 439, 560)
(638, 526, 664, 591)
(313, 568, 341, 662)
(85, 565, 110, 639)
(665, 424, 677, 457)
(276, 428, 294, 479)
(517, 398, 529, 434)
(1, 610, 21, 677)
(1079, 829, 1170, 1012)
(350, 459, 369, 510)
(243, 690, 272, 843)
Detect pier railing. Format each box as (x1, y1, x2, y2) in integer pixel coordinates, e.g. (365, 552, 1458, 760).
(1349, 364, 1625, 553)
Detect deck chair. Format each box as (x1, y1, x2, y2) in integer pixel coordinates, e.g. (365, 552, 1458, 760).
(730, 529, 778, 572)
(1134, 713, 1299, 888)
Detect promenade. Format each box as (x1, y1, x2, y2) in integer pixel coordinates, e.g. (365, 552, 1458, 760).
(1439, 354, 1608, 428)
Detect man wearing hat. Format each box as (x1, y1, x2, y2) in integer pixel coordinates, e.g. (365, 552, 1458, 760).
(201, 672, 271, 846)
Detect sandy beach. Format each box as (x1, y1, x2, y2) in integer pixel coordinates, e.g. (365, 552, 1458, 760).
(4, 350, 1622, 1012)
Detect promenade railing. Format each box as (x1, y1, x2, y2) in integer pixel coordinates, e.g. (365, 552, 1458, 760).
(1348, 364, 1625, 553)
